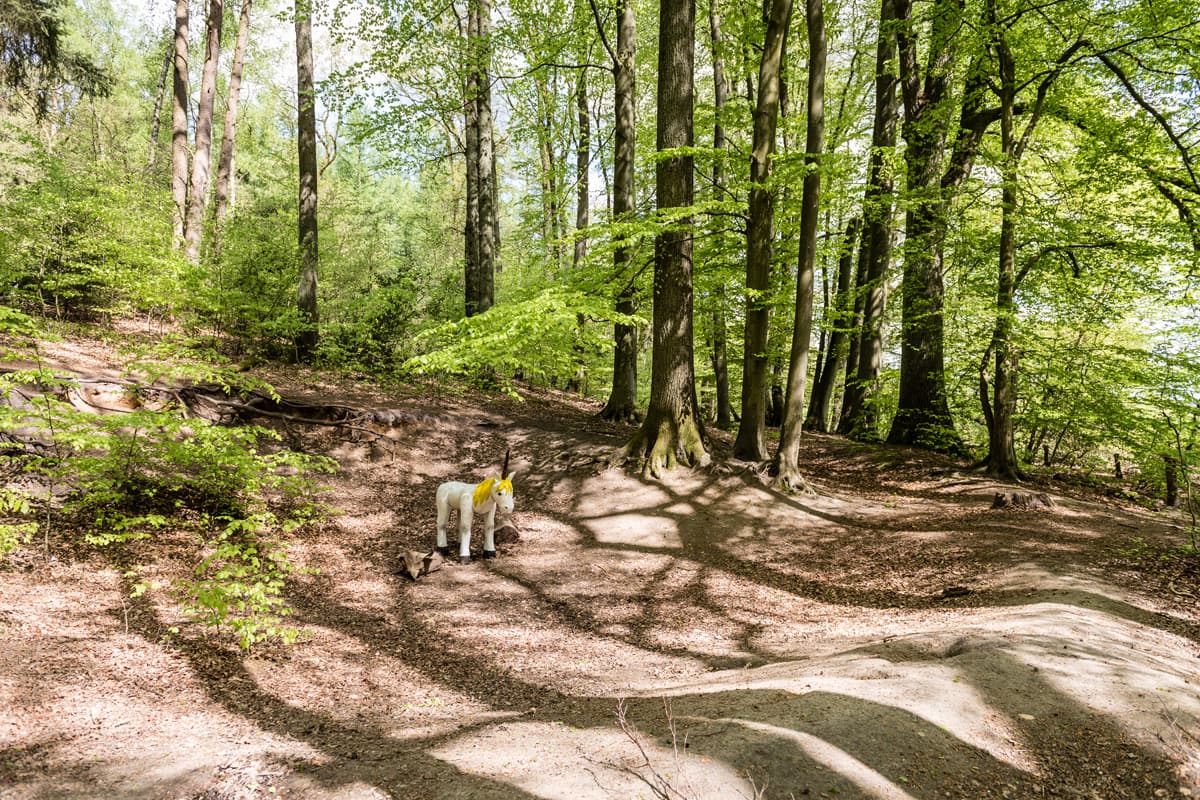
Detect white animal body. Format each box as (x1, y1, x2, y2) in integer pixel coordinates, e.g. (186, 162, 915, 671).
(435, 475, 515, 564)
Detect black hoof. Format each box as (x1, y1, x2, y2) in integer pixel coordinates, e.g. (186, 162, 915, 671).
(482, 550, 496, 559)
(436, 546, 450, 556)
(460, 555, 472, 565)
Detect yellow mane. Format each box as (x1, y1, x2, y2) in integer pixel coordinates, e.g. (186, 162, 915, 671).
(473, 478, 497, 509)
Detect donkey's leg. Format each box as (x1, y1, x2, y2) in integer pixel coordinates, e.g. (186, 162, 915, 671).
(458, 497, 475, 564)
(481, 507, 497, 559)
(435, 493, 451, 556)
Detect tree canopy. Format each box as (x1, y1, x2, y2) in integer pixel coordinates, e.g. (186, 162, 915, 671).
(0, 0, 1197, 490)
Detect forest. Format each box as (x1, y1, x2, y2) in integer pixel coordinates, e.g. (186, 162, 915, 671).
(1, 0, 1200, 795)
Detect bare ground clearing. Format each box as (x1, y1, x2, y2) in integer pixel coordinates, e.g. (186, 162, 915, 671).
(2, 336, 1199, 800)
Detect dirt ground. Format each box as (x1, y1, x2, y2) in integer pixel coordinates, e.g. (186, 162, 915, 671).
(2, 337, 1200, 800)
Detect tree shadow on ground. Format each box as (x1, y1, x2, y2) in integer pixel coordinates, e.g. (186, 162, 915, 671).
(112, 579, 561, 800)
(83, 409, 1197, 799)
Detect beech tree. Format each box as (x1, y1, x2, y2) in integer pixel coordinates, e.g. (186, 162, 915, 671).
(463, 0, 497, 316)
(170, 0, 188, 244)
(732, 0, 791, 462)
(774, 0, 826, 492)
(596, 0, 640, 423)
(182, 0, 223, 263)
(621, 0, 706, 474)
(838, 0, 898, 438)
(212, 0, 253, 233)
(707, 0, 732, 429)
(888, 0, 1002, 454)
(296, 0, 319, 358)
(147, 34, 171, 166)
(806, 216, 859, 432)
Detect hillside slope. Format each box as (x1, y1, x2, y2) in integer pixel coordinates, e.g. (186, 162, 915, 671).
(2, 335, 1198, 799)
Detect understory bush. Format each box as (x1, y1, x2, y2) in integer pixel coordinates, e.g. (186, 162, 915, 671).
(0, 310, 336, 649)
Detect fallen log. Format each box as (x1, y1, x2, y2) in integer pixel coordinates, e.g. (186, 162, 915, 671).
(1, 368, 428, 453)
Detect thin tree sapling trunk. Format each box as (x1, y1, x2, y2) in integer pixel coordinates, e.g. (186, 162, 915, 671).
(148, 33, 171, 168)
(807, 217, 860, 432)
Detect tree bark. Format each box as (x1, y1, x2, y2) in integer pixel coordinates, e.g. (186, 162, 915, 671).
(213, 0, 253, 234)
(295, 0, 319, 360)
(463, 5, 481, 318)
(839, 0, 898, 438)
(621, 0, 705, 475)
(886, 0, 966, 453)
(709, 0, 732, 429)
(1165, 455, 1180, 507)
(733, 0, 791, 461)
(567, 60, 591, 394)
(807, 216, 860, 432)
(148, 33, 172, 168)
(170, 0, 189, 245)
(981, 23, 1084, 478)
(574, 69, 589, 268)
(985, 24, 1020, 479)
(182, 0, 224, 263)
(536, 80, 561, 272)
(475, 0, 497, 314)
(599, 0, 640, 423)
(775, 0, 824, 493)
(837, 234, 868, 426)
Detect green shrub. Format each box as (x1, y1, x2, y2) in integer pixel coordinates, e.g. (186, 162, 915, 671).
(0, 311, 335, 649)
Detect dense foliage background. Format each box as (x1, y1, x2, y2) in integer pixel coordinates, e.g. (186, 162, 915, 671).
(1, 0, 1198, 516)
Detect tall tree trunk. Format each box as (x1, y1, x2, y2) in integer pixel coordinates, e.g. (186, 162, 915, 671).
(182, 0, 223, 263)
(148, 33, 171, 168)
(775, 0, 825, 493)
(733, 0, 791, 461)
(212, 0, 253, 235)
(536, 83, 559, 270)
(621, 0, 705, 476)
(295, 0, 319, 360)
(985, 27, 1019, 479)
(463, 7, 481, 318)
(566, 63, 591, 394)
(475, 0, 497, 314)
(599, 0, 639, 423)
(979, 26, 1082, 477)
(886, 0, 969, 453)
(709, 0, 732, 429)
(170, 0, 189, 245)
(806, 216, 860, 432)
(574, 70, 589, 267)
(839, 0, 898, 438)
(837, 234, 869, 431)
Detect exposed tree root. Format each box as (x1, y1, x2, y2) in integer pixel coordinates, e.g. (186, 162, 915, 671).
(1, 369, 426, 453)
(772, 463, 817, 497)
(599, 404, 642, 425)
(615, 411, 708, 479)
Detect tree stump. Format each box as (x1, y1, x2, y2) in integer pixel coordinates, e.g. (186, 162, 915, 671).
(991, 491, 1054, 510)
